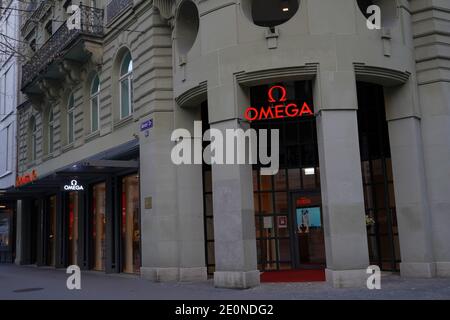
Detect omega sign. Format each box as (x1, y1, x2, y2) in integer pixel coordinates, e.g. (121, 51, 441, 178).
(245, 85, 314, 122)
(64, 180, 84, 191)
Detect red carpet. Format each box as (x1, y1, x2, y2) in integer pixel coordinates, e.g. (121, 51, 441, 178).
(260, 269, 326, 283)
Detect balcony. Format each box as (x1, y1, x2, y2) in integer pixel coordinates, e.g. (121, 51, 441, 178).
(21, 5, 104, 93)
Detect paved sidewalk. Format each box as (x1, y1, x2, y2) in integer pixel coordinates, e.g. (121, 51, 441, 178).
(1, 264, 450, 300)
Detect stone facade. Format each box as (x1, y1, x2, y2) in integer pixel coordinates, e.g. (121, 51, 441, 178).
(10, 0, 450, 288)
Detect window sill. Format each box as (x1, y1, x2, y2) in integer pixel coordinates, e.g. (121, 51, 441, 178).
(114, 115, 133, 130)
(62, 143, 74, 153)
(85, 130, 100, 143)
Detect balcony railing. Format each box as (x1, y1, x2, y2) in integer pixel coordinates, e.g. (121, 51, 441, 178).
(106, 0, 133, 24)
(21, 5, 104, 90)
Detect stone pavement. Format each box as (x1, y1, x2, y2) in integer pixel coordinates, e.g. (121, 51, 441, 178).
(1, 264, 450, 300)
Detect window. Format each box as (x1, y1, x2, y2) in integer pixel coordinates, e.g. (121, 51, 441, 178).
(242, 0, 300, 28)
(30, 116, 37, 161)
(90, 75, 100, 132)
(119, 51, 133, 119)
(67, 93, 75, 144)
(48, 108, 54, 153)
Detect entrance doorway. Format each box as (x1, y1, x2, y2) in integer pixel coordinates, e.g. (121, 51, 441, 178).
(291, 192, 325, 269)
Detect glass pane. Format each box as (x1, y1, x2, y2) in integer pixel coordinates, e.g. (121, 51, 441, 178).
(121, 79, 130, 118)
(91, 75, 100, 95)
(274, 169, 287, 191)
(206, 217, 214, 241)
(91, 97, 99, 132)
(120, 52, 132, 76)
(68, 112, 74, 143)
(276, 215, 289, 237)
(288, 168, 300, 189)
(302, 167, 316, 189)
(92, 183, 106, 271)
(278, 239, 291, 262)
(68, 192, 78, 266)
(274, 192, 287, 214)
(47, 196, 57, 266)
(260, 175, 272, 191)
(204, 194, 213, 217)
(49, 126, 54, 153)
(121, 174, 141, 273)
(259, 192, 273, 215)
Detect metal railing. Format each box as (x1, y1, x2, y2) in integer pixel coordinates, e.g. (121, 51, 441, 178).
(21, 5, 104, 90)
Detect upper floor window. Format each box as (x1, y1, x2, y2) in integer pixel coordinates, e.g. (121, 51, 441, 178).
(243, 0, 300, 28)
(119, 51, 133, 119)
(90, 74, 100, 132)
(48, 108, 54, 153)
(30, 116, 37, 161)
(67, 93, 75, 144)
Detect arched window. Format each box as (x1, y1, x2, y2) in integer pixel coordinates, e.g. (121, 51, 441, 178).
(48, 108, 54, 153)
(29, 116, 37, 161)
(119, 51, 133, 119)
(90, 75, 100, 132)
(67, 93, 75, 144)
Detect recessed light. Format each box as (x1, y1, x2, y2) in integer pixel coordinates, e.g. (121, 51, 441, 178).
(282, 7, 289, 12)
(304, 168, 315, 175)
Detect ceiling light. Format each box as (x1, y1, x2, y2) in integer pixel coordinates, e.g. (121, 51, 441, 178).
(282, 7, 289, 12)
(304, 168, 315, 175)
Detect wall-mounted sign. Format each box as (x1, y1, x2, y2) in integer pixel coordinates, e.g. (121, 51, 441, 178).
(244, 85, 314, 122)
(140, 119, 153, 132)
(277, 216, 288, 229)
(16, 169, 38, 187)
(64, 180, 84, 191)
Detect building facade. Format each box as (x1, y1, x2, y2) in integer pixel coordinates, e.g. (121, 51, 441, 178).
(3, 0, 449, 289)
(0, 0, 19, 263)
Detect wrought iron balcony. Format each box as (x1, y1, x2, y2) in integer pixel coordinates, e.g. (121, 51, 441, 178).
(21, 5, 104, 91)
(106, 0, 133, 24)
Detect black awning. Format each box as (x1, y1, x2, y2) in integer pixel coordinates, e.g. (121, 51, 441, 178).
(0, 139, 140, 200)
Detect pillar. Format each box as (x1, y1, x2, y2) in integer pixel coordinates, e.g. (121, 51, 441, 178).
(208, 83, 259, 289)
(315, 70, 370, 288)
(384, 84, 435, 277)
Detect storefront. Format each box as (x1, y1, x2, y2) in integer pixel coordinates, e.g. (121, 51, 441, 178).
(11, 142, 141, 274)
(0, 201, 16, 263)
(202, 80, 399, 276)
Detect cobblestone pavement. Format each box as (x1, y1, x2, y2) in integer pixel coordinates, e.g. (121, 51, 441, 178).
(1, 264, 450, 300)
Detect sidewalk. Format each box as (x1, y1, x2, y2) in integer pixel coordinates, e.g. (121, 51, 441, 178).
(1, 264, 450, 300)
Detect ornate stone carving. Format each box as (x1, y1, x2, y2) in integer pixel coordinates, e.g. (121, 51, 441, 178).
(154, 0, 175, 19)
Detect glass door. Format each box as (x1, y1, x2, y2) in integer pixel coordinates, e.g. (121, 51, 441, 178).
(291, 192, 325, 269)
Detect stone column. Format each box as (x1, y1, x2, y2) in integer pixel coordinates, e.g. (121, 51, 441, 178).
(384, 84, 435, 277)
(411, 0, 450, 277)
(140, 111, 180, 281)
(314, 70, 370, 288)
(208, 83, 259, 289)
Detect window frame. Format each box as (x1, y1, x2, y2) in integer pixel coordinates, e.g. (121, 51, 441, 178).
(119, 52, 133, 120)
(90, 75, 100, 132)
(67, 93, 75, 144)
(48, 108, 54, 153)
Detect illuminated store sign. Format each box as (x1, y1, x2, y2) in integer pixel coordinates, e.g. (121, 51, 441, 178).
(16, 170, 38, 187)
(245, 85, 314, 122)
(64, 180, 84, 191)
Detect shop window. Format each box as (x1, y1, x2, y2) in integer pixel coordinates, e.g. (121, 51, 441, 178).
(68, 192, 79, 266)
(90, 74, 100, 132)
(92, 183, 106, 271)
(67, 93, 75, 144)
(357, 81, 400, 272)
(46, 195, 57, 266)
(121, 174, 141, 274)
(242, 0, 300, 28)
(175, 1, 199, 55)
(119, 51, 133, 119)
